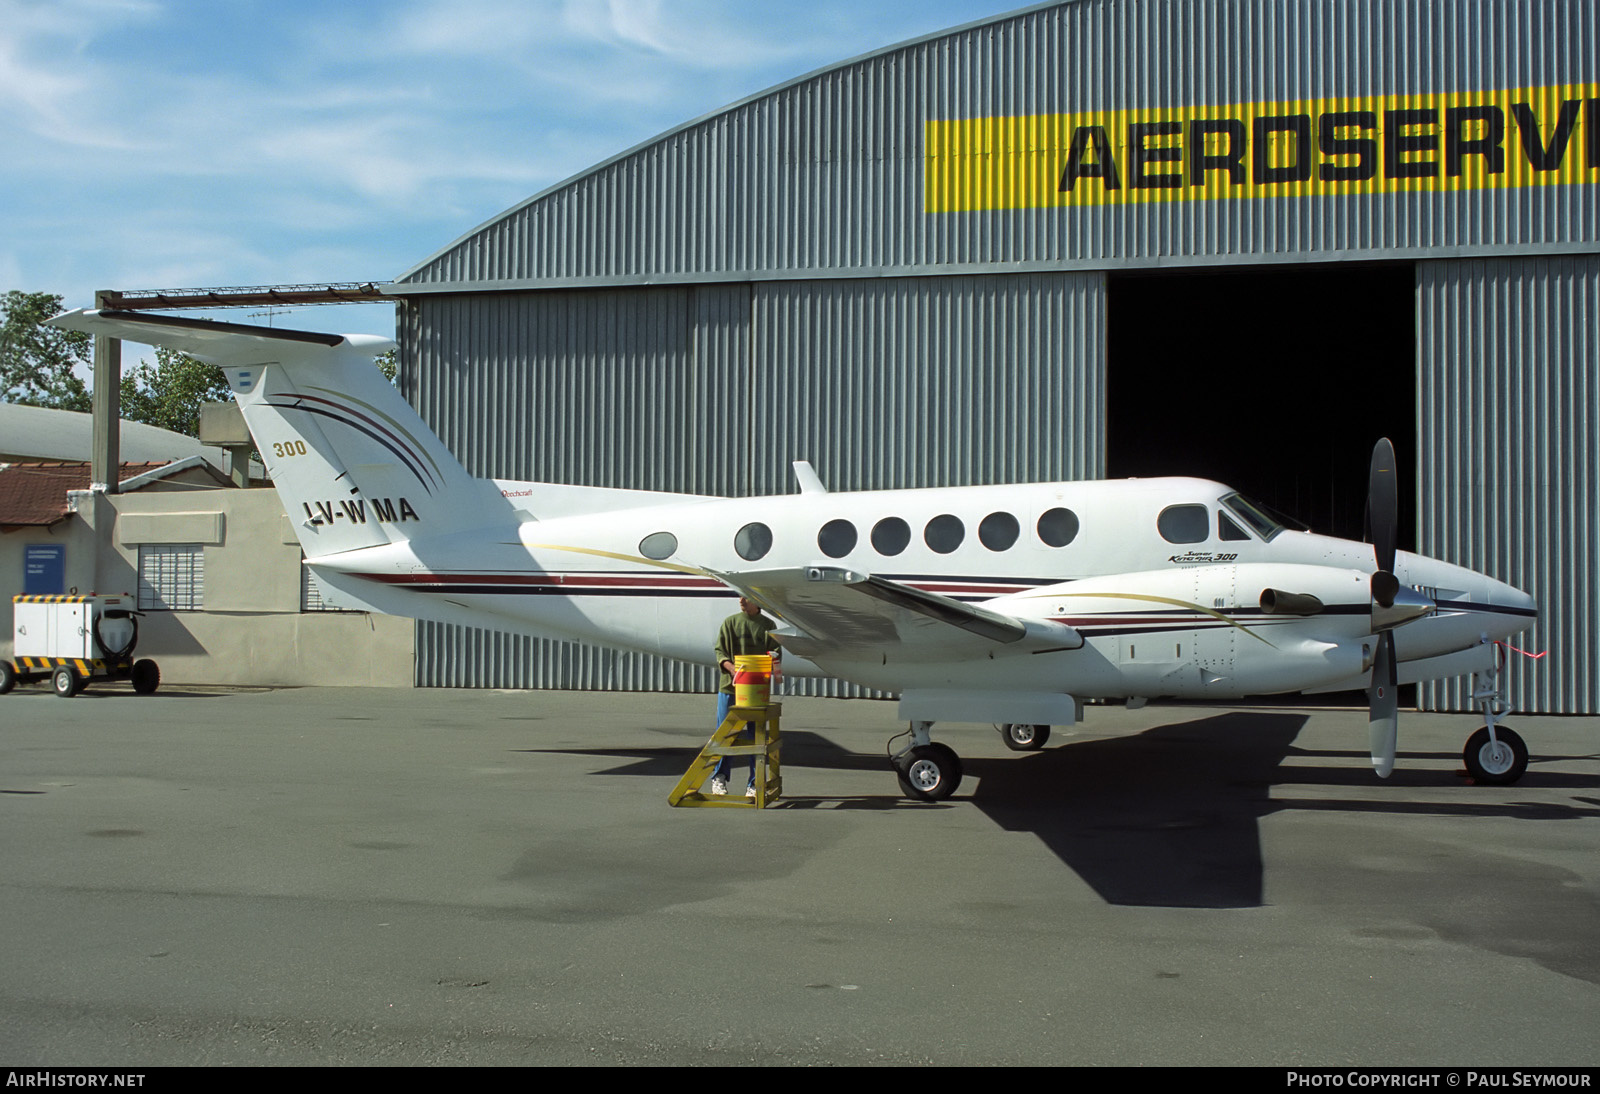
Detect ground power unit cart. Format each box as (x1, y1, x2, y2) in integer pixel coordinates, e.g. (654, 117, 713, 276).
(1, 595, 160, 698)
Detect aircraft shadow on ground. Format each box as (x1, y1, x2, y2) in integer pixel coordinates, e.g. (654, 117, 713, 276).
(532, 717, 1300, 907)
(530, 714, 1600, 910)
(968, 712, 1304, 908)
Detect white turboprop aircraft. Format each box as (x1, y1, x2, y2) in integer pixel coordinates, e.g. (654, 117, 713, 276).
(50, 309, 1541, 800)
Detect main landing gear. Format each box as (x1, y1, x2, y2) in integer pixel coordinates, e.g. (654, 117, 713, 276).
(1463, 647, 1529, 785)
(994, 722, 1050, 751)
(890, 721, 963, 802)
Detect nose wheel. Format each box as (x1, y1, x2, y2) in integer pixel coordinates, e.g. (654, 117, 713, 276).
(1463, 725, 1528, 784)
(1464, 647, 1529, 785)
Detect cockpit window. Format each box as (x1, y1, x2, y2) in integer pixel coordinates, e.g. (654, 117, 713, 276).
(1218, 512, 1251, 541)
(1157, 504, 1209, 544)
(1220, 492, 1288, 541)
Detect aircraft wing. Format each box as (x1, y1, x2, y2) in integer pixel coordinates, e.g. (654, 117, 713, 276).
(712, 565, 1081, 662)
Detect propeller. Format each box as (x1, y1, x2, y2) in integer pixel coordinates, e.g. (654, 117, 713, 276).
(1368, 628, 1399, 778)
(1368, 438, 1399, 608)
(1365, 438, 1401, 777)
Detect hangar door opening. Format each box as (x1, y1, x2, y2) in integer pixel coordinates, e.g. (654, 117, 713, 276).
(1107, 265, 1416, 550)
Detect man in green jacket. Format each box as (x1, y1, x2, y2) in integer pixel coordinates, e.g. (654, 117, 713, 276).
(710, 596, 781, 797)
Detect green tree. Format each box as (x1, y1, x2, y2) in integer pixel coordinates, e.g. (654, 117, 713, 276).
(120, 341, 395, 439)
(0, 290, 92, 412)
(119, 346, 230, 437)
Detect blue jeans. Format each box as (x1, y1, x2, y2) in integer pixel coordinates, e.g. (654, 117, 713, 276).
(712, 690, 754, 787)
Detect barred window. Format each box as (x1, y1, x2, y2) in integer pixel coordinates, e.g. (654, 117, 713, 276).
(138, 545, 204, 611)
(301, 563, 351, 612)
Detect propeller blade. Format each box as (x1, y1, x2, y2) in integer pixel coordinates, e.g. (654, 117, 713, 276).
(1368, 437, 1398, 578)
(1367, 632, 1398, 778)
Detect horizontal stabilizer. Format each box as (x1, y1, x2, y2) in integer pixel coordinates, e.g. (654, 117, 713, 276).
(47, 308, 389, 363)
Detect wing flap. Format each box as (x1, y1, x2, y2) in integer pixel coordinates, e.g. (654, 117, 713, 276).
(715, 565, 1080, 662)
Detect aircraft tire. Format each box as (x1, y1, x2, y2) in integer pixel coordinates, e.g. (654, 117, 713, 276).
(53, 666, 82, 699)
(895, 743, 962, 802)
(998, 723, 1050, 751)
(1463, 726, 1528, 785)
(131, 659, 160, 695)
(0, 660, 14, 695)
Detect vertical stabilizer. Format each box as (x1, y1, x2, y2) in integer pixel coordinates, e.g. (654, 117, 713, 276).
(47, 309, 507, 558)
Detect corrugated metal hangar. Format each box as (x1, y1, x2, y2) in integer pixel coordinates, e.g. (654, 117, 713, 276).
(385, 0, 1597, 713)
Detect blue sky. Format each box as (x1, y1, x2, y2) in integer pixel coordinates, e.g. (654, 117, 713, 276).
(4, 0, 1029, 348)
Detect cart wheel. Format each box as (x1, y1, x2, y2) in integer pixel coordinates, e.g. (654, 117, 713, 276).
(131, 659, 160, 695)
(0, 660, 15, 695)
(53, 666, 82, 698)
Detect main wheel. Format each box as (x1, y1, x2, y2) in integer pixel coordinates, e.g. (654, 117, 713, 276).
(131, 659, 160, 695)
(0, 661, 14, 695)
(997, 722, 1050, 751)
(894, 743, 963, 802)
(52, 666, 81, 699)
(1463, 726, 1528, 785)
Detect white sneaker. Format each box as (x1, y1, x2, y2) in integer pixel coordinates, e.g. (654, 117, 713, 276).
(709, 776, 728, 796)
(745, 785, 757, 799)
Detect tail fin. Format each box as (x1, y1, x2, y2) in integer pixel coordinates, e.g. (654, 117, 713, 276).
(49, 309, 505, 559)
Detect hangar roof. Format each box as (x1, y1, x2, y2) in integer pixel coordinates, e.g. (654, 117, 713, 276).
(389, 0, 1597, 296)
(0, 403, 228, 470)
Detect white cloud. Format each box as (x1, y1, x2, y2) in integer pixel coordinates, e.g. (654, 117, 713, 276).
(0, 0, 161, 148)
(5, 0, 1026, 312)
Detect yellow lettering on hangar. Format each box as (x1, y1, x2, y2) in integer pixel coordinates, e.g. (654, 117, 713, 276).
(924, 82, 1599, 212)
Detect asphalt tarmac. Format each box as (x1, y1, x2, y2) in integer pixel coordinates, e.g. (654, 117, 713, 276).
(1, 684, 1596, 1066)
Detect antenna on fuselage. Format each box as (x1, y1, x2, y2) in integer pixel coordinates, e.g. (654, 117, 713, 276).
(792, 460, 827, 494)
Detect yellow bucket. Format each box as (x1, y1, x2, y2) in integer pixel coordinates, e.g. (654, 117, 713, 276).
(733, 653, 773, 709)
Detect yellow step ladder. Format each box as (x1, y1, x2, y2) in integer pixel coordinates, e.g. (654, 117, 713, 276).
(669, 702, 781, 808)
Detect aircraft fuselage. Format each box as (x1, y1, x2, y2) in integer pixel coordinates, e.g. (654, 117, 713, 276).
(307, 474, 1535, 703)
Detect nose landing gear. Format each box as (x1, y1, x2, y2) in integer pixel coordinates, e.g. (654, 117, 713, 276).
(1463, 643, 1529, 785)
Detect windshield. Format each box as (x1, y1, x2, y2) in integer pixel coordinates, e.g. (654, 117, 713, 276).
(1220, 492, 1304, 541)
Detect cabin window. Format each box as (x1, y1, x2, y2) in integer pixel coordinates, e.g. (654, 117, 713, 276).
(818, 519, 857, 558)
(1037, 507, 1080, 547)
(735, 522, 772, 561)
(978, 511, 1020, 551)
(1157, 505, 1209, 544)
(1218, 512, 1251, 541)
(871, 517, 911, 556)
(639, 531, 678, 560)
(924, 514, 965, 554)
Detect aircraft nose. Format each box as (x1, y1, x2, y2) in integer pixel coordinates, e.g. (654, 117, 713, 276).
(1487, 577, 1539, 634)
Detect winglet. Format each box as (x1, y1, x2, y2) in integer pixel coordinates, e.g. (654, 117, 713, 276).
(792, 460, 827, 494)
